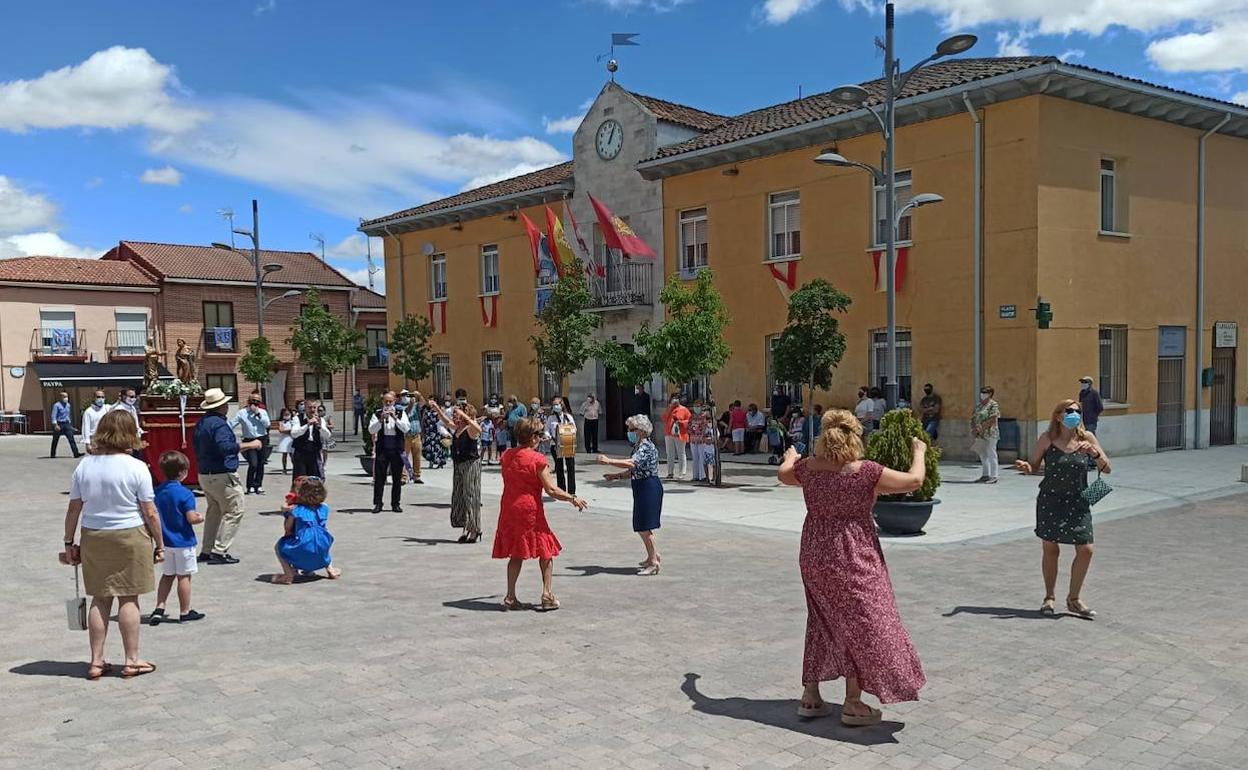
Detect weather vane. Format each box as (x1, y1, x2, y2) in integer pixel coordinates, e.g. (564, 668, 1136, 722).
(598, 33, 640, 80)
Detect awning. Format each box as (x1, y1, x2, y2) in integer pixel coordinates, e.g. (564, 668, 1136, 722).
(32, 361, 173, 388)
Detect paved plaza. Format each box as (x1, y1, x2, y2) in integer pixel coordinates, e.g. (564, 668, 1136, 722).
(3, 434, 1248, 769)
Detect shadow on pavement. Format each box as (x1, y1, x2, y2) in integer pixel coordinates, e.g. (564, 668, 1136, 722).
(254, 573, 324, 585)
(680, 674, 903, 745)
(563, 565, 639, 577)
(443, 596, 505, 612)
(942, 606, 1057, 620)
(9, 660, 88, 678)
(398, 537, 462, 546)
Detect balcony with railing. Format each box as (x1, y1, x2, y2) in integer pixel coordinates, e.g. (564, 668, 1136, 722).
(201, 326, 238, 354)
(106, 329, 148, 361)
(587, 261, 654, 311)
(30, 328, 88, 361)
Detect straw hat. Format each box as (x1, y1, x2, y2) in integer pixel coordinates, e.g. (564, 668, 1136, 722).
(202, 387, 230, 410)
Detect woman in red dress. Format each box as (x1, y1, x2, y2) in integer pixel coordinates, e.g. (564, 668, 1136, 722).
(777, 409, 928, 727)
(493, 417, 587, 611)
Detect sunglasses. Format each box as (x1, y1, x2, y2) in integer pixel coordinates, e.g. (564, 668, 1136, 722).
(1064, 407, 1081, 415)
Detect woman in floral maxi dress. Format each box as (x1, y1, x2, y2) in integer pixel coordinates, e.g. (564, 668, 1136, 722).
(777, 409, 929, 727)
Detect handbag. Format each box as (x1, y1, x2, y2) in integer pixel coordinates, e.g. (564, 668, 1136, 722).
(1082, 470, 1113, 507)
(66, 565, 87, 631)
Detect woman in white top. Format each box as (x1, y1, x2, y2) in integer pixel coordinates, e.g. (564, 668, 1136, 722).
(854, 387, 877, 433)
(274, 408, 295, 474)
(545, 396, 578, 494)
(60, 410, 164, 680)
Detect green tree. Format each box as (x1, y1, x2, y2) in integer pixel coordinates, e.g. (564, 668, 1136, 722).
(638, 270, 731, 389)
(388, 313, 434, 390)
(529, 259, 600, 391)
(237, 336, 280, 402)
(286, 288, 366, 426)
(595, 340, 654, 390)
(772, 279, 853, 404)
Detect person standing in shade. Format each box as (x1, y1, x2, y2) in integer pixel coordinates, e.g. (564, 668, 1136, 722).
(506, 395, 527, 449)
(50, 391, 82, 458)
(1078, 376, 1104, 468)
(544, 396, 577, 494)
(632, 384, 652, 422)
(368, 391, 409, 513)
(352, 389, 365, 435)
(918, 383, 942, 441)
(854, 387, 876, 435)
(230, 393, 272, 495)
(661, 394, 691, 480)
(777, 409, 928, 725)
(870, 388, 887, 429)
(421, 397, 448, 469)
(289, 399, 331, 482)
(971, 386, 1001, 484)
(580, 393, 601, 454)
(770, 385, 792, 421)
(688, 402, 715, 483)
(81, 390, 109, 454)
(599, 414, 664, 575)
(399, 390, 424, 484)
(728, 400, 747, 455)
(437, 403, 483, 542)
(1015, 400, 1111, 619)
(194, 388, 261, 565)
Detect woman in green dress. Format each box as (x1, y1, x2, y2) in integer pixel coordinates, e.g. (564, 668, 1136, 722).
(1015, 399, 1111, 619)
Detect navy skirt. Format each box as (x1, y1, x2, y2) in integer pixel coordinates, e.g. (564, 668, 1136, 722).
(631, 475, 664, 532)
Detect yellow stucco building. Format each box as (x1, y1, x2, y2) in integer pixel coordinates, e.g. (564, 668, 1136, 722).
(363, 56, 1248, 457)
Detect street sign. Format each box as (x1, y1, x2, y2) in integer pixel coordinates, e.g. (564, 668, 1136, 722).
(999, 304, 1017, 319)
(1214, 321, 1237, 349)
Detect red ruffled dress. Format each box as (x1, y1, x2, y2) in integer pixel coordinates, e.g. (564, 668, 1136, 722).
(492, 447, 562, 560)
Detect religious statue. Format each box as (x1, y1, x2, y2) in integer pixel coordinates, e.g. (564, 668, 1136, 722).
(175, 338, 197, 384)
(143, 337, 162, 389)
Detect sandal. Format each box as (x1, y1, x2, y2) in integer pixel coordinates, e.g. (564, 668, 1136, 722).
(637, 564, 660, 576)
(797, 700, 832, 718)
(537, 594, 560, 612)
(121, 661, 157, 679)
(501, 597, 530, 611)
(1040, 596, 1056, 615)
(840, 701, 882, 727)
(1066, 597, 1096, 620)
(86, 662, 112, 681)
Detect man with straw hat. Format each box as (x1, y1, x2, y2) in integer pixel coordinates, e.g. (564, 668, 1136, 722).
(193, 388, 261, 565)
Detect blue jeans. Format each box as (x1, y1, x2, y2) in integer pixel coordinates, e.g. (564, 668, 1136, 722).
(922, 419, 940, 440)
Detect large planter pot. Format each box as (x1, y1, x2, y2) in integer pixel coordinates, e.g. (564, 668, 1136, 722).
(358, 454, 374, 475)
(873, 498, 940, 536)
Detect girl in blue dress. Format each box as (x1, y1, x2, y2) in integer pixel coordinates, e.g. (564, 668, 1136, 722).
(273, 477, 340, 583)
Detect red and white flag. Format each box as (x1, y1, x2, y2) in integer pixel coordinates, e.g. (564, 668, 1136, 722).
(564, 199, 603, 278)
(589, 193, 656, 259)
(767, 260, 798, 300)
(428, 300, 447, 334)
(870, 246, 909, 293)
(479, 295, 498, 328)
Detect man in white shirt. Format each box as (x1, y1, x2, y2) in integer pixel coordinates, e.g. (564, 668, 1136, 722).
(368, 391, 410, 513)
(111, 387, 145, 459)
(81, 389, 109, 453)
(579, 393, 601, 453)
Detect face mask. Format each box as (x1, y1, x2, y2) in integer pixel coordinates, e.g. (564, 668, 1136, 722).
(489, 398, 497, 405)
(297, 404, 305, 413)
(1080, 383, 1090, 392)
(443, 401, 452, 408)
(980, 392, 990, 401)
(626, 430, 638, 444)
(125, 396, 136, 405)
(1062, 412, 1082, 429)
(400, 397, 410, 406)
(553, 404, 563, 414)
(94, 398, 105, 407)
(530, 403, 539, 411)
(457, 398, 467, 406)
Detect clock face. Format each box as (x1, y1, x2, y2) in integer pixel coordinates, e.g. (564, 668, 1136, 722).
(595, 119, 623, 161)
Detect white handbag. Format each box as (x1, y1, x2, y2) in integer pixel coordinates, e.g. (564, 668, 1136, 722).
(66, 565, 87, 631)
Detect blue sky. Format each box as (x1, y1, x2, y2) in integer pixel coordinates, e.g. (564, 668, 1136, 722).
(2, 0, 1245, 290)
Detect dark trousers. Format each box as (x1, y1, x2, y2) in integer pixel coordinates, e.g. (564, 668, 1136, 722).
(291, 450, 320, 481)
(552, 452, 576, 495)
(584, 419, 599, 453)
(51, 421, 80, 457)
(353, 409, 365, 435)
(243, 436, 268, 490)
(373, 449, 404, 506)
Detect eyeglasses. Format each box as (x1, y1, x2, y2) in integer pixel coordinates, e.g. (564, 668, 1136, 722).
(1064, 407, 1081, 415)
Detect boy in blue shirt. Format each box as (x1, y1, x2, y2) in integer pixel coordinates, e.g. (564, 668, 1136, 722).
(151, 451, 206, 625)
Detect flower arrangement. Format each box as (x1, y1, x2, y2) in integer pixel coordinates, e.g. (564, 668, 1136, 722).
(144, 378, 204, 397)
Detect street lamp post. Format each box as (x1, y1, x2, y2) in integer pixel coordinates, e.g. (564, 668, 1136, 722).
(232, 200, 288, 337)
(817, 4, 975, 409)
(264, 289, 303, 311)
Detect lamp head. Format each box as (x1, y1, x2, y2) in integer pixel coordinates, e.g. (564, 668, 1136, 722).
(911, 193, 945, 207)
(829, 85, 871, 106)
(814, 151, 853, 167)
(261, 263, 284, 275)
(935, 34, 977, 58)
(281, 290, 302, 299)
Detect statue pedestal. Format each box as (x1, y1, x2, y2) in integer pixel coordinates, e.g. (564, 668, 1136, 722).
(140, 396, 206, 486)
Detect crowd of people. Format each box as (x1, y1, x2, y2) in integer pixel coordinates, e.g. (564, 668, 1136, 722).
(56, 376, 1111, 732)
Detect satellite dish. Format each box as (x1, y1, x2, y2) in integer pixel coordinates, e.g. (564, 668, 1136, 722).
(421, 242, 436, 256)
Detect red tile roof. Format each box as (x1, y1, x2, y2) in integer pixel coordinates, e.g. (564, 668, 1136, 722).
(0, 256, 157, 287)
(361, 161, 575, 228)
(629, 92, 729, 131)
(651, 57, 1058, 159)
(352, 288, 387, 309)
(106, 241, 357, 288)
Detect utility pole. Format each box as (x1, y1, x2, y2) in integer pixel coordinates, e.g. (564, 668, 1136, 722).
(882, 2, 899, 411)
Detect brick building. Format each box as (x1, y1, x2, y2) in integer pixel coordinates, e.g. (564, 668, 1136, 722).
(352, 287, 390, 400)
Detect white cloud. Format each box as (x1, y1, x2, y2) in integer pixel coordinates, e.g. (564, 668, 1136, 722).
(0, 232, 100, 259)
(327, 233, 385, 259)
(140, 166, 183, 186)
(254, 0, 277, 15)
(761, 0, 823, 24)
(339, 265, 385, 291)
(85, 176, 104, 189)
(0, 46, 206, 134)
(0, 176, 58, 234)
(1059, 49, 1086, 62)
(995, 29, 1035, 56)
(1234, 91, 1248, 105)
(178, 203, 194, 214)
(1147, 21, 1248, 73)
(589, 0, 691, 10)
(544, 114, 584, 134)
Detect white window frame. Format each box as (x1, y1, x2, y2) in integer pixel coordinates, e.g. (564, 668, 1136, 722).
(1098, 325, 1128, 404)
(482, 351, 504, 400)
(679, 207, 709, 277)
(1100, 158, 1117, 234)
(872, 170, 914, 247)
(432, 354, 452, 400)
(429, 253, 447, 301)
(868, 328, 913, 404)
(480, 244, 500, 296)
(768, 191, 801, 261)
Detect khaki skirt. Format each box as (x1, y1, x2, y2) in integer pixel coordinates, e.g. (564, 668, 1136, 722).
(81, 526, 156, 597)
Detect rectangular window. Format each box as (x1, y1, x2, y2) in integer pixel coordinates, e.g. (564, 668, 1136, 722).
(365, 327, 388, 369)
(432, 354, 451, 400)
(1100, 158, 1117, 232)
(480, 244, 500, 295)
(202, 301, 233, 329)
(114, 312, 148, 356)
(679, 208, 709, 276)
(538, 367, 561, 403)
(429, 253, 448, 301)
(873, 170, 914, 246)
(1099, 325, 1128, 403)
(765, 334, 801, 404)
(39, 310, 76, 354)
(205, 374, 238, 401)
(869, 328, 913, 405)
(682, 375, 710, 404)
(768, 192, 801, 260)
(302, 373, 333, 400)
(202, 301, 235, 353)
(482, 352, 504, 399)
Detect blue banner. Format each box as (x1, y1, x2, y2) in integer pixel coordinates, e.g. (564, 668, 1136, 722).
(213, 327, 235, 349)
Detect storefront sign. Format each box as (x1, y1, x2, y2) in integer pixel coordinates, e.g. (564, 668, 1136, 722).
(1214, 322, 1238, 349)
(1158, 326, 1186, 358)
(999, 304, 1017, 319)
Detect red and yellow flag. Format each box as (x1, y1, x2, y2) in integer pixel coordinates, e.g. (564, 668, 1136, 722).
(545, 206, 576, 278)
(588, 193, 656, 259)
(519, 212, 543, 275)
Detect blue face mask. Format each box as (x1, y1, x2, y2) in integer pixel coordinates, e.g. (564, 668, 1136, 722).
(1062, 412, 1082, 429)
(626, 430, 638, 444)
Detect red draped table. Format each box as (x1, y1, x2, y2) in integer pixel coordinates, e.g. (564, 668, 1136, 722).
(140, 395, 206, 487)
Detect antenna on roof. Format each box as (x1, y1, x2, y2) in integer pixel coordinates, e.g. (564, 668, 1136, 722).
(216, 209, 236, 248)
(309, 232, 325, 261)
